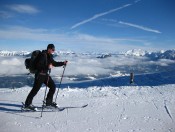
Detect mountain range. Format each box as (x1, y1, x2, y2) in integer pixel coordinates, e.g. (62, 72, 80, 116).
(1, 49, 175, 60)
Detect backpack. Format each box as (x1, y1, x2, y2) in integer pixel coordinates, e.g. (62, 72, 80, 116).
(25, 50, 41, 74)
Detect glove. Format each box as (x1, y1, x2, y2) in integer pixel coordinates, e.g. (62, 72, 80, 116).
(49, 64, 53, 69)
(64, 60, 68, 65)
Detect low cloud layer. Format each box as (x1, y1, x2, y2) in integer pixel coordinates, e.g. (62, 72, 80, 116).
(0, 57, 26, 75)
(0, 53, 174, 78)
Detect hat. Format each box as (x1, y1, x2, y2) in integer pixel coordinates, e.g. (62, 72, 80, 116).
(47, 44, 55, 50)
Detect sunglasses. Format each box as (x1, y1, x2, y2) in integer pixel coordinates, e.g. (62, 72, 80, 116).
(51, 48, 55, 51)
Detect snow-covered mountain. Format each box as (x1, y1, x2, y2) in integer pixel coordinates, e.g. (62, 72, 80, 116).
(124, 49, 148, 56)
(146, 49, 175, 60)
(0, 50, 76, 57)
(124, 49, 175, 60)
(1, 49, 175, 60)
(0, 50, 30, 56)
(96, 53, 112, 59)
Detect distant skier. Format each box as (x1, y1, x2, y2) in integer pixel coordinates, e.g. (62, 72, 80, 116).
(24, 44, 67, 110)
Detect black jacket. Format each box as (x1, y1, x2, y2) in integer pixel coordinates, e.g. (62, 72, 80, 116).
(36, 50, 64, 73)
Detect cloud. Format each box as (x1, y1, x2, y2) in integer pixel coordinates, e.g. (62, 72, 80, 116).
(6, 4, 39, 14)
(134, 0, 142, 3)
(119, 21, 162, 34)
(0, 26, 154, 52)
(0, 52, 174, 77)
(0, 11, 12, 19)
(71, 4, 132, 29)
(101, 19, 161, 34)
(0, 57, 26, 75)
(1, 58, 22, 66)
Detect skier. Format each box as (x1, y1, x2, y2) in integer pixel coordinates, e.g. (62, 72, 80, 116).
(24, 44, 67, 110)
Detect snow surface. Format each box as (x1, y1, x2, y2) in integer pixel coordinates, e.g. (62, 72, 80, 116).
(0, 49, 175, 132)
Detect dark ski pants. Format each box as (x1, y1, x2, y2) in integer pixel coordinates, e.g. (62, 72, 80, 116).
(25, 73, 56, 106)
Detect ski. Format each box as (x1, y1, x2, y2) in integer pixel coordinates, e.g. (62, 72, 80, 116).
(21, 102, 88, 112)
(42, 105, 65, 112)
(81, 104, 88, 108)
(41, 104, 88, 111)
(21, 103, 64, 112)
(21, 106, 65, 112)
(64, 104, 88, 109)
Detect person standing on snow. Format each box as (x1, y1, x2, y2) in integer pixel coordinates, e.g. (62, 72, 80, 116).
(24, 44, 67, 110)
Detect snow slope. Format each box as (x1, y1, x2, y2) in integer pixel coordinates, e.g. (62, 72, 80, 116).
(0, 49, 175, 132)
(0, 84, 175, 132)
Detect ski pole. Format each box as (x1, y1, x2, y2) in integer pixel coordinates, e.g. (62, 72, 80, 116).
(41, 69, 51, 117)
(54, 64, 66, 103)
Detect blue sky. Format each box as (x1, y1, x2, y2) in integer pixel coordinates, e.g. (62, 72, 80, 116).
(0, 0, 174, 52)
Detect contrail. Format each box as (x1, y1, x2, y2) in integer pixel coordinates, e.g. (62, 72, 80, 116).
(119, 21, 162, 34)
(71, 4, 132, 29)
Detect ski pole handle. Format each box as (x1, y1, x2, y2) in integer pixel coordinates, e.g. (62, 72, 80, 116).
(63, 60, 67, 68)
